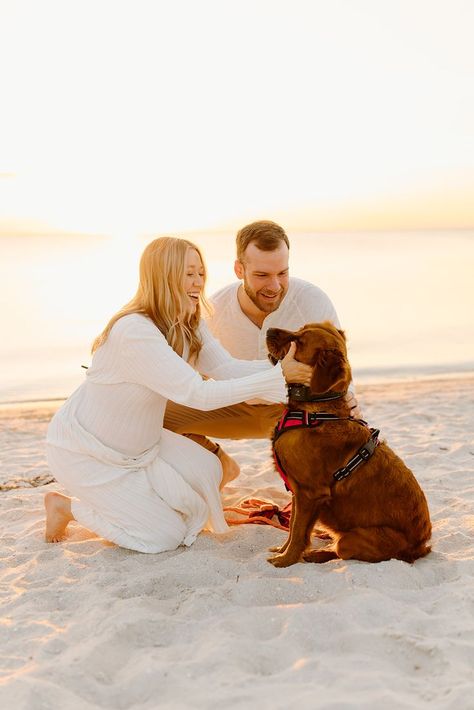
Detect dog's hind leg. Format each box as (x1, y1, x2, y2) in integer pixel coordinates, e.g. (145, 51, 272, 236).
(335, 526, 411, 563)
(303, 548, 338, 563)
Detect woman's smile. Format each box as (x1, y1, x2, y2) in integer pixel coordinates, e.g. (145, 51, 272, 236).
(187, 290, 200, 306)
(184, 248, 204, 310)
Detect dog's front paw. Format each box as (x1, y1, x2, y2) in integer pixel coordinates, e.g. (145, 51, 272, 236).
(268, 544, 286, 553)
(267, 553, 300, 567)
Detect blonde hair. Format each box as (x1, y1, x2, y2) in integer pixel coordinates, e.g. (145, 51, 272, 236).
(92, 237, 211, 361)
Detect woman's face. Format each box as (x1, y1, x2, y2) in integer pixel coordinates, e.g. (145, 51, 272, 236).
(184, 248, 204, 313)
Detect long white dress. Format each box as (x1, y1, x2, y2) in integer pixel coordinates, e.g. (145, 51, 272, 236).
(46, 314, 285, 553)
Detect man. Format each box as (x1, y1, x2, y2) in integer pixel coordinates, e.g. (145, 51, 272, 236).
(208, 220, 341, 359)
(164, 221, 358, 468)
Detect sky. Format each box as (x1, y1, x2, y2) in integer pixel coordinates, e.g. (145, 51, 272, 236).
(1, 0, 473, 236)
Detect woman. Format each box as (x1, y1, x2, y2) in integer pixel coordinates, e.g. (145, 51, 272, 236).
(45, 237, 311, 553)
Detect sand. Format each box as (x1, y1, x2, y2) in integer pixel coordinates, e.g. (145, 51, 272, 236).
(1, 377, 473, 709)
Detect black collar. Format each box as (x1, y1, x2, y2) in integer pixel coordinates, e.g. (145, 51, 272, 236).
(286, 383, 346, 403)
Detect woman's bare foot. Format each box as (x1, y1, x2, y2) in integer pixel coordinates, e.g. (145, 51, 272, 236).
(44, 492, 74, 542)
(218, 449, 240, 490)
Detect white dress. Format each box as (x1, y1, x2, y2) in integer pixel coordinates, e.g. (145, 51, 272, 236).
(46, 314, 285, 553)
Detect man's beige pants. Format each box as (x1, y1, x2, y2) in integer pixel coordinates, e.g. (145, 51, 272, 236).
(163, 401, 285, 453)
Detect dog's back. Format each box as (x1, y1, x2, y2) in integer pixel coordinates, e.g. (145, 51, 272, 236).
(316, 439, 432, 562)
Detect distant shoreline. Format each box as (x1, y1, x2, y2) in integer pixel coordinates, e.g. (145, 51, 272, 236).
(1, 370, 473, 414)
(352, 362, 474, 385)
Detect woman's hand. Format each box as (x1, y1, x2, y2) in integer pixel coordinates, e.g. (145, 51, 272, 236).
(280, 342, 312, 385)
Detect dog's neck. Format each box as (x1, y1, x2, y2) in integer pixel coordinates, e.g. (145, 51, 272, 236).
(286, 384, 346, 404)
(286, 384, 350, 416)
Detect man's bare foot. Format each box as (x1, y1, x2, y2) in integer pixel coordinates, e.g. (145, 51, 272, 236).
(218, 449, 240, 489)
(44, 492, 74, 542)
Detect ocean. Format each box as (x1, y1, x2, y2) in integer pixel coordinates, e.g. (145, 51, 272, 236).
(1, 230, 473, 405)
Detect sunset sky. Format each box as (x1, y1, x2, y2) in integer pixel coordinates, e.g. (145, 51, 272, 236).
(1, 0, 473, 236)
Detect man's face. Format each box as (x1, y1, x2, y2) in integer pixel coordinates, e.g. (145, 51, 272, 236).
(235, 242, 289, 314)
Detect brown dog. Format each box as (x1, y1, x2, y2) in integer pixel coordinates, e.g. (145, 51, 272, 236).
(266, 321, 432, 567)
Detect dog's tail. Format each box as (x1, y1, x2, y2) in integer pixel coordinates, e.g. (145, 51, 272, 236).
(399, 505, 432, 563)
(399, 541, 431, 563)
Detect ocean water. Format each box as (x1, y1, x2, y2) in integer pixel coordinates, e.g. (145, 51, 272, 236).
(1, 230, 473, 404)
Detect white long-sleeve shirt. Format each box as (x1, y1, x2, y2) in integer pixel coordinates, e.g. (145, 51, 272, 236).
(48, 314, 286, 459)
(207, 277, 341, 360)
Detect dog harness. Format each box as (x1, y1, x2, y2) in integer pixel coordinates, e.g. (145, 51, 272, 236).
(272, 408, 380, 493)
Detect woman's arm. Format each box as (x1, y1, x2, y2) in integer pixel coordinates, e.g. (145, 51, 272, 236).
(117, 315, 286, 410)
(196, 320, 270, 379)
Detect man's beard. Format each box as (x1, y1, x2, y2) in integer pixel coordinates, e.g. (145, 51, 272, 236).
(242, 279, 286, 313)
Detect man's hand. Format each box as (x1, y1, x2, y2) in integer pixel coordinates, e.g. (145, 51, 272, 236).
(345, 391, 362, 419)
(280, 342, 312, 385)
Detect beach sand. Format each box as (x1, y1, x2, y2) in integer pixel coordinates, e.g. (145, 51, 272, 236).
(1, 377, 473, 709)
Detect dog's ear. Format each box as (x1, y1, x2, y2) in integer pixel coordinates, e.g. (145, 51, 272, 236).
(319, 321, 346, 343)
(266, 328, 298, 362)
(310, 348, 348, 394)
(267, 328, 295, 344)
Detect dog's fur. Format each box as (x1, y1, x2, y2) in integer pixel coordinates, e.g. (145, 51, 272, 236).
(266, 321, 432, 567)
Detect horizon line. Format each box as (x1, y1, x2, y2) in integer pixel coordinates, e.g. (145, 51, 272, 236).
(1, 225, 474, 239)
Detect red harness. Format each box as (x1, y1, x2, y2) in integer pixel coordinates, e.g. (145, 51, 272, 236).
(272, 407, 380, 493)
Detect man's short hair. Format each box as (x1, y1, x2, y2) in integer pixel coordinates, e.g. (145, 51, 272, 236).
(236, 221, 290, 262)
